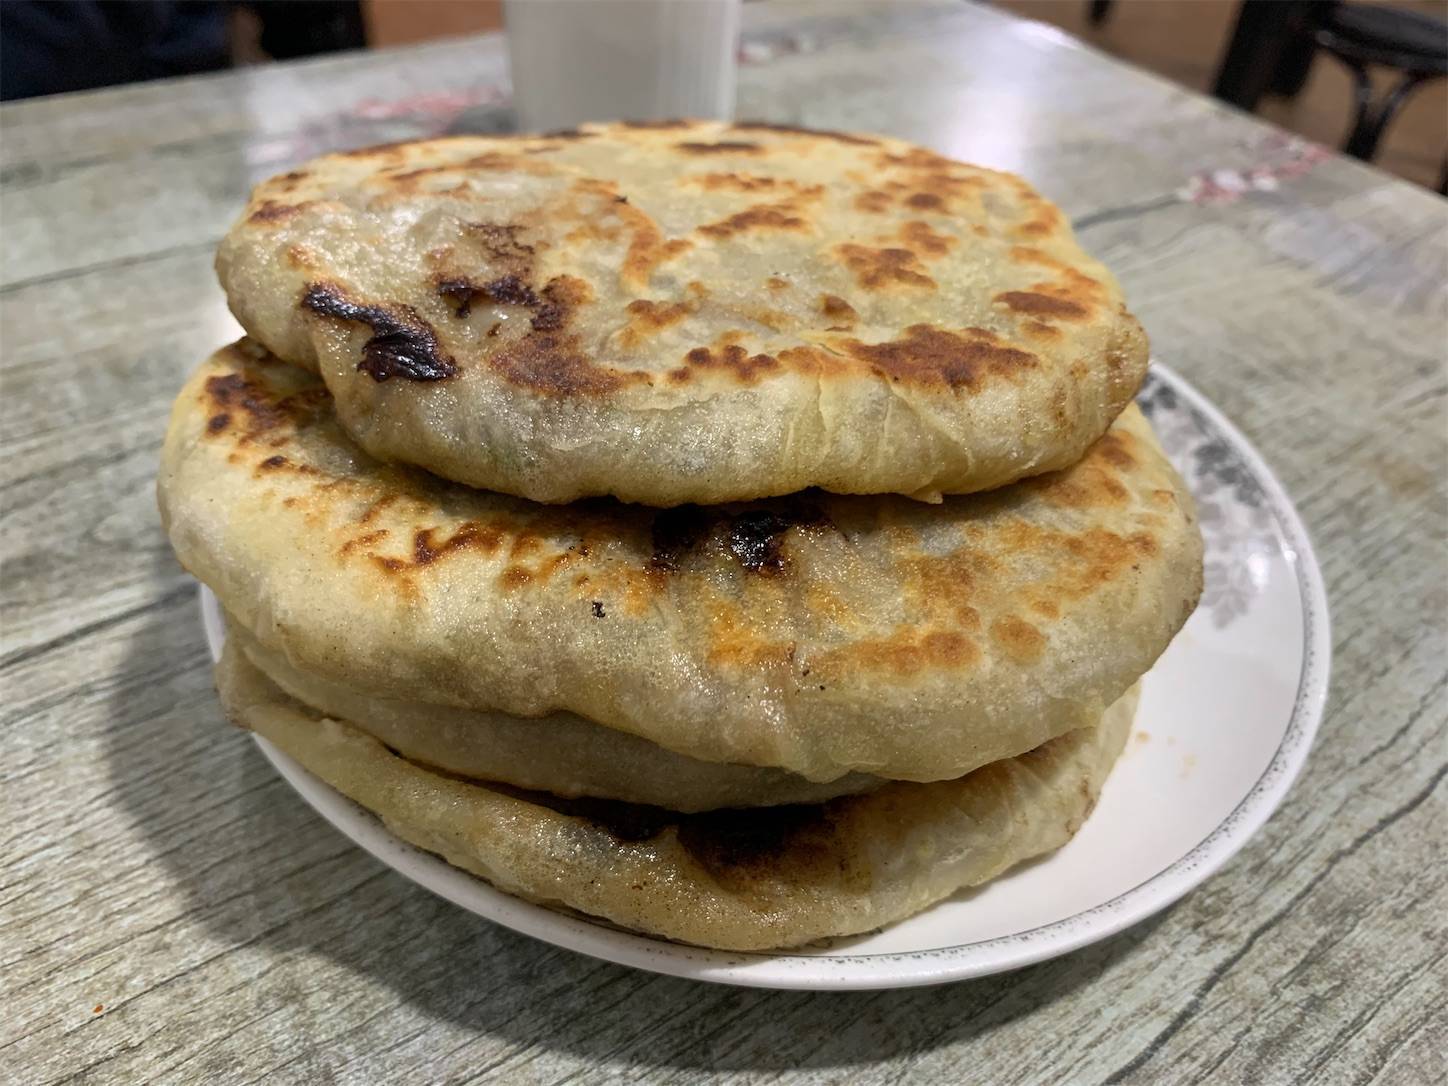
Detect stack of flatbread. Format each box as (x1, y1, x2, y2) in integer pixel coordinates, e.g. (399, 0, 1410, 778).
(159, 122, 1203, 950)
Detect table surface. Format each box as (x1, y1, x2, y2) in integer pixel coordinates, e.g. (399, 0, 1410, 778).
(3, 2, 1445, 1082)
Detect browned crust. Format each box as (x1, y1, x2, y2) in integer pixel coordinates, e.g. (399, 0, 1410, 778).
(232, 121, 1138, 407)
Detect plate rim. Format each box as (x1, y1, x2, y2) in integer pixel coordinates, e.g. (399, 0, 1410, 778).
(200, 361, 1331, 990)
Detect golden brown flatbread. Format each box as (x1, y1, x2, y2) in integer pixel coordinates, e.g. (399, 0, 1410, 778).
(217, 121, 1148, 505)
(218, 642, 1137, 951)
(234, 621, 881, 811)
(159, 342, 1199, 783)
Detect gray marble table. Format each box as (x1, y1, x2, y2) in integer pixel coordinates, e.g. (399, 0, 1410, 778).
(3, 2, 1445, 1082)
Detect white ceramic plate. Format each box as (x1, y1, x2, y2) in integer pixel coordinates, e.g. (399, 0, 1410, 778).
(200, 363, 1329, 991)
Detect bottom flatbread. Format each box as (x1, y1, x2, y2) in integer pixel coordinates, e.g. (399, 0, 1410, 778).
(217, 644, 1136, 951)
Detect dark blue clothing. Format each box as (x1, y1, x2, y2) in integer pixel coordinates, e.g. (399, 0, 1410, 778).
(1, 1, 230, 101)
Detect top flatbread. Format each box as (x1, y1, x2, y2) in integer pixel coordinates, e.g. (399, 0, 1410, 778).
(158, 341, 1200, 784)
(217, 121, 1148, 505)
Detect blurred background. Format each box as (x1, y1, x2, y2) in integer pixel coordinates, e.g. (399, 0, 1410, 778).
(2, 0, 1443, 189)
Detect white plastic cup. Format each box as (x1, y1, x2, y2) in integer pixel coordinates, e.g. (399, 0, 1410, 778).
(504, 0, 741, 132)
